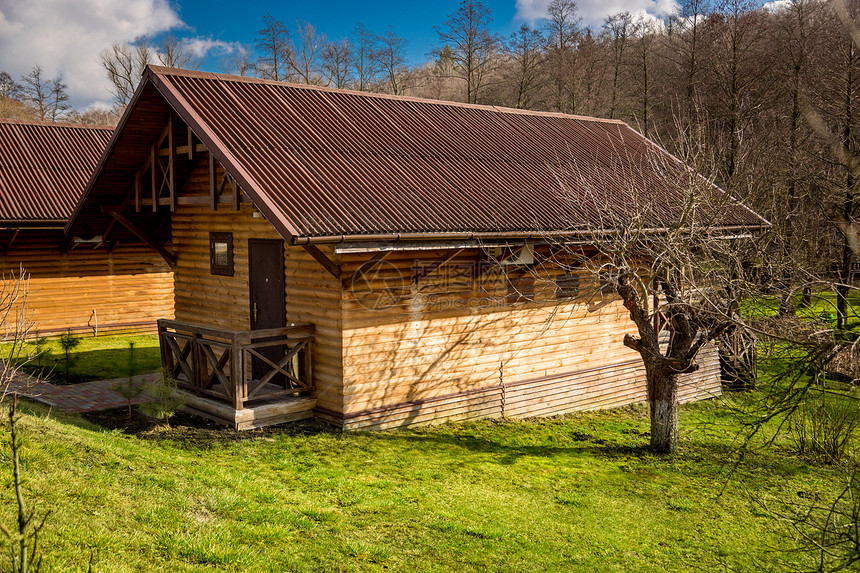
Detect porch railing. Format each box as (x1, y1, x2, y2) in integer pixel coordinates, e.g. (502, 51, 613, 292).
(157, 319, 314, 410)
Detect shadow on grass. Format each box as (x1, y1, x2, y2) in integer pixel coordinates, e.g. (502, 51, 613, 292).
(40, 396, 816, 487)
(17, 346, 161, 384)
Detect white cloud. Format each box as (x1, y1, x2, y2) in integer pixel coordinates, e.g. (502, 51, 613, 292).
(0, 0, 182, 108)
(516, 0, 680, 27)
(182, 38, 242, 59)
(762, 0, 792, 13)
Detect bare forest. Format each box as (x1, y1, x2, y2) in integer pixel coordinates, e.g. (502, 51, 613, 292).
(0, 0, 857, 321)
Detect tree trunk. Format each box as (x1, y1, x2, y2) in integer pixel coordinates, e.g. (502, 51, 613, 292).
(837, 240, 852, 329)
(647, 368, 680, 454)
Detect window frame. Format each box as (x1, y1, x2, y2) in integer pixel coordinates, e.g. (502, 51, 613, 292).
(209, 231, 234, 276)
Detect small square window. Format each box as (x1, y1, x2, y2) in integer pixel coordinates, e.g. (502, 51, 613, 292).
(210, 232, 234, 276)
(506, 271, 535, 304)
(556, 273, 581, 299)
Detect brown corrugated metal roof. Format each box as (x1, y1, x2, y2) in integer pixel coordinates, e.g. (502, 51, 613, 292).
(0, 119, 113, 225)
(67, 67, 767, 242)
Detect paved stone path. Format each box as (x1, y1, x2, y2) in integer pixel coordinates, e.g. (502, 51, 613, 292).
(4, 368, 160, 413)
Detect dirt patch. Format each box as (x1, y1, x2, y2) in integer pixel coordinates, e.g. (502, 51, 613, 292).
(81, 406, 331, 445)
(82, 407, 221, 433)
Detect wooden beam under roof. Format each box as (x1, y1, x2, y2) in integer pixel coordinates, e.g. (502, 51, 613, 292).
(302, 244, 341, 279)
(2, 229, 19, 255)
(102, 206, 177, 268)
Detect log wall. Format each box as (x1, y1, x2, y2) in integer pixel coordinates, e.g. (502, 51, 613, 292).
(0, 229, 173, 336)
(335, 248, 721, 430)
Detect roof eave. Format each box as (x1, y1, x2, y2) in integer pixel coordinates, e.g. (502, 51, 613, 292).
(292, 223, 771, 245)
(0, 220, 66, 229)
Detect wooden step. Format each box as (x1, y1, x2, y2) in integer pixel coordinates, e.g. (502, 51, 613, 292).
(177, 389, 316, 430)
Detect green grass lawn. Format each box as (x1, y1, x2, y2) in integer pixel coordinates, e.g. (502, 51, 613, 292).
(12, 333, 161, 383)
(741, 290, 860, 333)
(0, 398, 845, 572)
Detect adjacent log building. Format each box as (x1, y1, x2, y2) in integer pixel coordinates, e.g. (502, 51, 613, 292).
(0, 119, 173, 336)
(67, 67, 767, 429)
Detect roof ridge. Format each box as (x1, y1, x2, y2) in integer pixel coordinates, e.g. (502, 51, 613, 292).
(146, 65, 627, 125)
(0, 118, 115, 130)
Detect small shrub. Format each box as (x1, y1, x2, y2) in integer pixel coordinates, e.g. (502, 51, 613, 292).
(139, 369, 186, 427)
(788, 378, 860, 464)
(111, 342, 143, 418)
(30, 337, 49, 369)
(57, 331, 82, 381)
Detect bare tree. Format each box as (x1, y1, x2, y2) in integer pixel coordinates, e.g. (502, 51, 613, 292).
(575, 28, 608, 116)
(287, 21, 327, 85)
(378, 27, 409, 95)
(628, 17, 660, 136)
(703, 0, 774, 189)
(351, 24, 383, 91)
(433, 0, 501, 103)
(0, 71, 33, 121)
(254, 15, 291, 81)
(220, 45, 254, 77)
(98, 42, 152, 105)
(769, 0, 825, 315)
(543, 0, 581, 112)
(0, 72, 20, 100)
(19, 66, 69, 122)
(66, 105, 121, 126)
(321, 38, 352, 88)
(0, 270, 46, 573)
(806, 0, 860, 330)
(550, 138, 763, 453)
(99, 35, 198, 107)
(665, 0, 711, 115)
(603, 12, 634, 120)
(156, 34, 199, 69)
(505, 24, 546, 109)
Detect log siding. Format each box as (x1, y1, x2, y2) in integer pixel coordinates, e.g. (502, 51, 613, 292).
(337, 247, 721, 428)
(0, 230, 172, 336)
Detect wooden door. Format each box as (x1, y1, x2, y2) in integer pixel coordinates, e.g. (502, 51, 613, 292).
(249, 239, 286, 381)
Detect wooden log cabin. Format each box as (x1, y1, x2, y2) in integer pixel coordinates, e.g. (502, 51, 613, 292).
(66, 67, 768, 430)
(0, 119, 173, 336)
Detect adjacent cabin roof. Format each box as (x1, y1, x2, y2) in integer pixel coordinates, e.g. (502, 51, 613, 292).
(67, 66, 767, 243)
(0, 119, 113, 227)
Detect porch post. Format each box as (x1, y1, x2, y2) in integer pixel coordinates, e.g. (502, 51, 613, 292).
(231, 335, 244, 410)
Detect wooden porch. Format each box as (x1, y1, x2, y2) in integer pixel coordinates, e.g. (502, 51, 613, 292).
(157, 319, 316, 429)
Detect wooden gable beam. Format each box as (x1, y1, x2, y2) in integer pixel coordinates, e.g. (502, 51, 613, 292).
(150, 144, 157, 213)
(209, 151, 218, 211)
(208, 151, 244, 212)
(2, 229, 19, 255)
(342, 251, 390, 290)
(187, 125, 194, 161)
(167, 116, 176, 212)
(103, 206, 177, 268)
(302, 244, 341, 279)
(102, 219, 117, 242)
(134, 170, 142, 212)
(231, 177, 240, 211)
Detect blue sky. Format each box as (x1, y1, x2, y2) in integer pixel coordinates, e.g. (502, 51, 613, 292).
(176, 0, 537, 65)
(0, 0, 766, 109)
